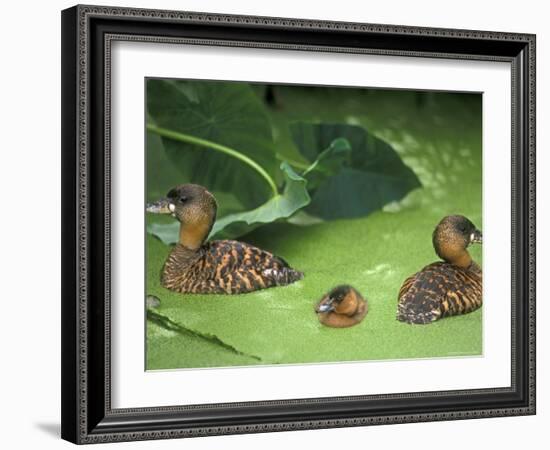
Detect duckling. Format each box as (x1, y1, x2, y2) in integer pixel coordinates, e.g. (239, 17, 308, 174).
(315, 285, 368, 328)
(396, 215, 482, 324)
(147, 184, 303, 294)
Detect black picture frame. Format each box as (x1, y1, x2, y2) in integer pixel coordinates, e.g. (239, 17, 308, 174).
(61, 4, 536, 444)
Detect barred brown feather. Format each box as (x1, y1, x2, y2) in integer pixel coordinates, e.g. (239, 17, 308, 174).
(161, 240, 303, 294)
(397, 261, 482, 324)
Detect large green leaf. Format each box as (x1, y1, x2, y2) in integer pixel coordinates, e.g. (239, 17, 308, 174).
(290, 122, 422, 219)
(147, 79, 278, 208)
(301, 137, 352, 190)
(211, 162, 310, 239)
(147, 163, 311, 244)
(147, 310, 260, 369)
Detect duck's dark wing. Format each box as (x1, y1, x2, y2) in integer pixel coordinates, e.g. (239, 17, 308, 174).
(202, 240, 303, 294)
(397, 262, 482, 324)
(398, 273, 417, 300)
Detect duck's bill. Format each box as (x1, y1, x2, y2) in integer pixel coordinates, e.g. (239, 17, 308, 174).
(146, 198, 175, 215)
(470, 229, 483, 245)
(316, 299, 335, 313)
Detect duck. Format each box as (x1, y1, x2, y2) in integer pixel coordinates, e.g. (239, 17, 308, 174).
(146, 184, 303, 294)
(396, 215, 482, 324)
(315, 285, 368, 328)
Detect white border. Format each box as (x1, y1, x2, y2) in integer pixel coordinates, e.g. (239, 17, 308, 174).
(111, 41, 511, 408)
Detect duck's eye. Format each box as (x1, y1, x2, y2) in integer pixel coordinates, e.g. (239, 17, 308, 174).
(178, 196, 188, 204)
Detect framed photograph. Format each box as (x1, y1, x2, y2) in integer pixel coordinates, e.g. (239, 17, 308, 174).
(61, 4, 536, 444)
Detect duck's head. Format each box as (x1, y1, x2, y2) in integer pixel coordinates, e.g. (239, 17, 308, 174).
(316, 285, 362, 315)
(432, 215, 482, 268)
(147, 184, 217, 249)
(315, 285, 367, 328)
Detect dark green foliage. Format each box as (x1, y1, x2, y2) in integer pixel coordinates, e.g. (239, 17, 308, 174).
(146, 80, 420, 242)
(291, 122, 421, 219)
(147, 79, 277, 208)
(210, 162, 311, 239)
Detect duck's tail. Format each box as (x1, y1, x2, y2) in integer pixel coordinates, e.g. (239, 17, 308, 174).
(262, 267, 304, 287)
(396, 295, 442, 324)
(284, 268, 304, 284)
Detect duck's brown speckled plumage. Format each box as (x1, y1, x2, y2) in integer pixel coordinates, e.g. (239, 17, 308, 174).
(397, 261, 482, 324)
(397, 215, 482, 324)
(148, 184, 303, 295)
(162, 239, 302, 294)
(315, 285, 368, 328)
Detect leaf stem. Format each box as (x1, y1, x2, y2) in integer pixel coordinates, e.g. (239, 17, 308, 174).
(147, 123, 279, 196)
(275, 153, 310, 171)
